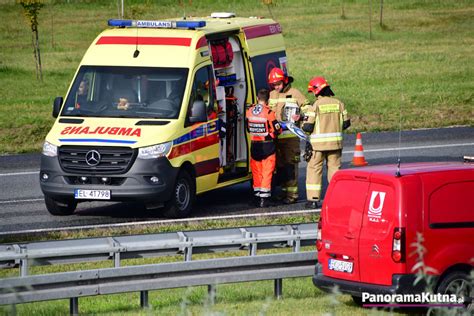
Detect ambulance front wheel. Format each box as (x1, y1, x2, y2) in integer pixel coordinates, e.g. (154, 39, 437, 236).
(44, 195, 77, 216)
(163, 170, 195, 218)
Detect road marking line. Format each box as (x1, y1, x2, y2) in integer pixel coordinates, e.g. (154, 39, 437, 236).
(0, 198, 43, 204)
(0, 209, 320, 235)
(1, 143, 472, 176)
(343, 142, 474, 154)
(0, 171, 39, 176)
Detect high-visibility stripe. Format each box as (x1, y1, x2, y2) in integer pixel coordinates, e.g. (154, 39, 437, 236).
(286, 187, 298, 193)
(311, 132, 342, 139)
(195, 158, 220, 177)
(270, 98, 296, 103)
(248, 116, 267, 122)
(310, 136, 343, 143)
(195, 36, 208, 49)
(319, 104, 340, 113)
(306, 184, 322, 190)
(260, 192, 271, 197)
(305, 112, 316, 117)
(243, 23, 282, 40)
(251, 133, 269, 137)
(96, 36, 192, 46)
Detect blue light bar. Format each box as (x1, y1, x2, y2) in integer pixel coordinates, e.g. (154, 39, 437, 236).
(108, 19, 133, 27)
(107, 19, 206, 29)
(176, 21, 206, 28)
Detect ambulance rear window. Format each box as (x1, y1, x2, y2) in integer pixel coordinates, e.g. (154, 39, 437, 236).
(62, 66, 188, 119)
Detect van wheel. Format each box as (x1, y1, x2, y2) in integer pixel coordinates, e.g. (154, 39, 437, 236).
(351, 295, 363, 306)
(163, 170, 195, 218)
(437, 271, 472, 305)
(45, 195, 77, 216)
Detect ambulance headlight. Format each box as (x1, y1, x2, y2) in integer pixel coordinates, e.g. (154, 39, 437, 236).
(138, 141, 172, 159)
(42, 141, 58, 157)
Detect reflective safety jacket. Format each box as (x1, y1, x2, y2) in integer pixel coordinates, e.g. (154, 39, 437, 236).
(246, 103, 281, 160)
(303, 96, 349, 151)
(269, 85, 310, 139)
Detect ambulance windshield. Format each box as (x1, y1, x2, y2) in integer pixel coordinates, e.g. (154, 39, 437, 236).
(61, 66, 188, 119)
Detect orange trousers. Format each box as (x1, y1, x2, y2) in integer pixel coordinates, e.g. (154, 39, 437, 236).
(251, 153, 276, 198)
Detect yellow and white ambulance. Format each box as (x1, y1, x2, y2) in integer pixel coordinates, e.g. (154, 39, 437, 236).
(40, 13, 289, 217)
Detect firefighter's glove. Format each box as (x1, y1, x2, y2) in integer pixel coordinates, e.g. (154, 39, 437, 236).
(304, 142, 313, 162)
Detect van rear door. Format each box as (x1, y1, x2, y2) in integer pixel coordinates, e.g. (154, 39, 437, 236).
(321, 173, 369, 282)
(358, 176, 402, 285)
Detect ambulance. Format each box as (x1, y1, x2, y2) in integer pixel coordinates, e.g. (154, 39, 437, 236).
(40, 13, 289, 217)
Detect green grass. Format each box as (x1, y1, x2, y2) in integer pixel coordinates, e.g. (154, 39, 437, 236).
(0, 0, 473, 153)
(0, 244, 396, 316)
(1, 278, 392, 316)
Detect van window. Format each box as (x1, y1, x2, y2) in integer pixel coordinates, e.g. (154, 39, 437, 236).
(61, 66, 188, 119)
(326, 179, 368, 227)
(429, 181, 474, 227)
(188, 66, 215, 119)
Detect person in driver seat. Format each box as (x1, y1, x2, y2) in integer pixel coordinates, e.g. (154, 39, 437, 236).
(113, 78, 137, 110)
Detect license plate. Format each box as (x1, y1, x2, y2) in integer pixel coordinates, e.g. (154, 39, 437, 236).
(74, 189, 110, 200)
(328, 259, 353, 273)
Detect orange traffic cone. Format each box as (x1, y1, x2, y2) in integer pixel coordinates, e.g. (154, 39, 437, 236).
(352, 133, 368, 166)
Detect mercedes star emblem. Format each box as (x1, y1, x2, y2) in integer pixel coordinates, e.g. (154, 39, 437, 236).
(85, 150, 101, 166)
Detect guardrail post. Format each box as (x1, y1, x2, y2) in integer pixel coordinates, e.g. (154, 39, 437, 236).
(274, 278, 283, 299)
(207, 284, 216, 305)
(9, 304, 16, 316)
(140, 291, 149, 309)
(178, 232, 193, 262)
(70, 297, 78, 316)
(249, 232, 257, 256)
(108, 237, 121, 268)
(19, 246, 28, 277)
(291, 227, 301, 253)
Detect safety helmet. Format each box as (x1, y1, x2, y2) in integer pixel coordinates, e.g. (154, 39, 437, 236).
(268, 67, 288, 85)
(307, 76, 329, 95)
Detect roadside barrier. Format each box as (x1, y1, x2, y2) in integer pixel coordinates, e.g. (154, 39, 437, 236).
(0, 223, 317, 315)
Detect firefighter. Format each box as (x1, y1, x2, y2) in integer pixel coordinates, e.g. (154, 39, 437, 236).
(303, 76, 351, 209)
(246, 89, 281, 207)
(268, 67, 310, 204)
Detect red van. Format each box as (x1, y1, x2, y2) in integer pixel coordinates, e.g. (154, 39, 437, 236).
(313, 162, 474, 306)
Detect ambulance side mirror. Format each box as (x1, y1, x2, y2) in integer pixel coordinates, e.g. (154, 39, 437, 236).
(52, 97, 63, 118)
(188, 100, 207, 124)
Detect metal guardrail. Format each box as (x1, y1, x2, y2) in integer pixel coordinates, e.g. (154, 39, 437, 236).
(0, 223, 318, 315)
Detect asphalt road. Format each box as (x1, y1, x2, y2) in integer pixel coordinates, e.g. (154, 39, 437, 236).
(0, 126, 472, 234)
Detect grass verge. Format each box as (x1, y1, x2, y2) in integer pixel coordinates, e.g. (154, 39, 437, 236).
(0, 0, 472, 153)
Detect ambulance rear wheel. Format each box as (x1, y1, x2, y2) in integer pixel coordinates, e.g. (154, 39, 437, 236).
(44, 195, 77, 216)
(163, 170, 195, 218)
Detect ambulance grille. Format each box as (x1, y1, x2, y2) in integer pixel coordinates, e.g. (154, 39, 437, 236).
(58, 146, 136, 174)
